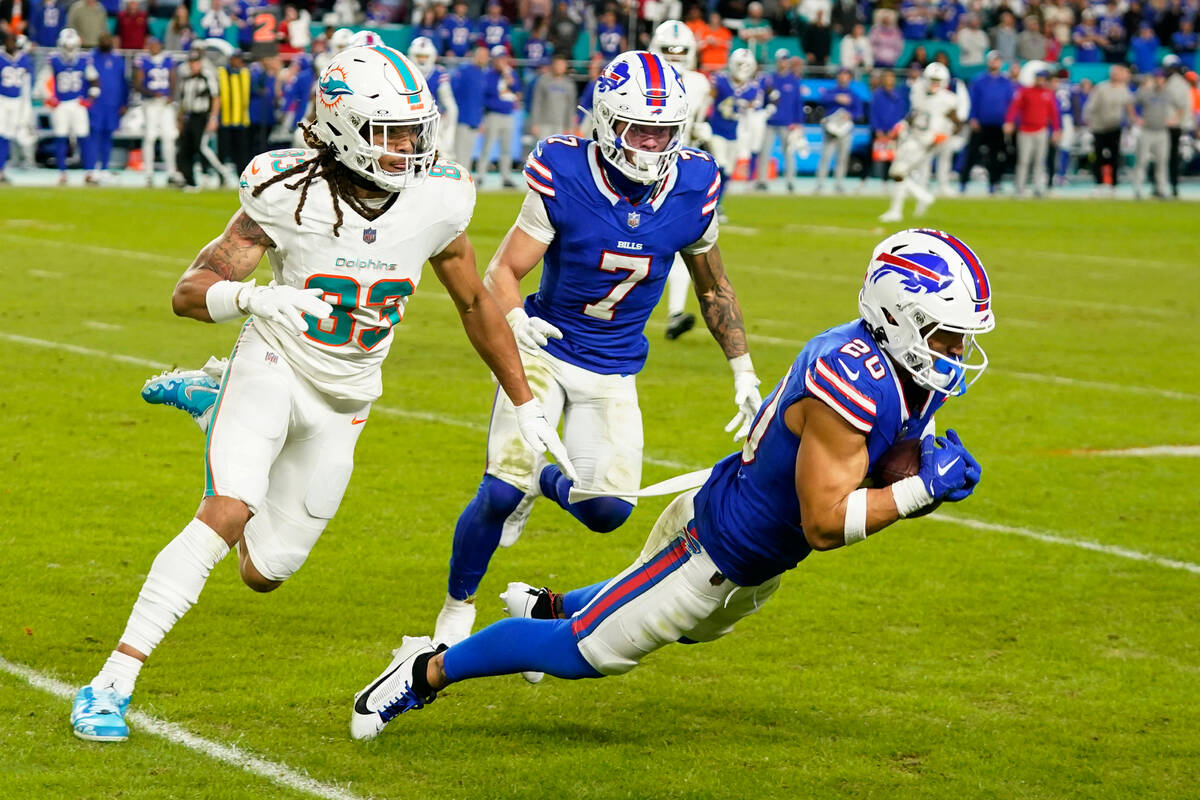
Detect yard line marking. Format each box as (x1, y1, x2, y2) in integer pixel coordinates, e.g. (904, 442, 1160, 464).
(1063, 445, 1200, 457)
(721, 225, 761, 236)
(1000, 370, 1200, 402)
(0, 655, 367, 800)
(2, 332, 168, 370)
(1003, 292, 1182, 319)
(0, 232, 190, 264)
(783, 223, 883, 237)
(83, 320, 124, 331)
(927, 515, 1200, 575)
(29, 269, 63, 279)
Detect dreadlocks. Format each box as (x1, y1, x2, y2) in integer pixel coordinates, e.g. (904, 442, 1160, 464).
(250, 123, 391, 238)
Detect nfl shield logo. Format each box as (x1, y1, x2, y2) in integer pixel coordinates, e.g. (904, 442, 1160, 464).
(626, 211, 640, 229)
(363, 227, 377, 244)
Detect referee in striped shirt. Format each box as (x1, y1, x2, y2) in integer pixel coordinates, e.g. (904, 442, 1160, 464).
(176, 50, 220, 191)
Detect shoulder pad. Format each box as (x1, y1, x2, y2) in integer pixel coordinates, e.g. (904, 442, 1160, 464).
(524, 135, 589, 198)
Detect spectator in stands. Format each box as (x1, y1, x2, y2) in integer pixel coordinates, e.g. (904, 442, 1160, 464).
(815, 67, 862, 193)
(1073, 11, 1106, 64)
(452, 44, 488, 174)
(547, 1, 580, 63)
(248, 54, 280, 155)
(575, 54, 604, 134)
(1017, 15, 1048, 61)
(906, 44, 930, 68)
(66, 0, 107, 47)
(697, 11, 733, 73)
(1163, 55, 1194, 196)
(870, 67, 907, 179)
(200, 0, 233, 41)
(440, 1, 474, 57)
(899, 0, 931, 40)
(1130, 23, 1159, 74)
(284, 5, 312, 52)
(1005, 67, 1060, 196)
(961, 50, 1015, 193)
(742, 2, 774, 64)
(164, 5, 194, 52)
(757, 49, 805, 192)
(1083, 64, 1137, 190)
(1099, 5, 1127, 63)
(596, 7, 626, 62)
(869, 9, 904, 68)
(803, 9, 832, 65)
(480, 2, 512, 51)
(524, 21, 550, 69)
(955, 14, 989, 67)
(117, 0, 148, 51)
(797, 0, 832, 28)
(529, 52, 575, 138)
(479, 44, 519, 186)
(991, 11, 1018, 63)
(414, 7, 443, 51)
(831, 0, 864, 35)
(32, 0, 64, 48)
(934, 0, 965, 41)
(839, 22, 873, 71)
(1044, 0, 1074, 51)
(1173, 20, 1197, 69)
(1133, 69, 1173, 197)
(89, 33, 127, 173)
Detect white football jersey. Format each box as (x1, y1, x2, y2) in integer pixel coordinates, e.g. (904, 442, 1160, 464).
(907, 85, 960, 144)
(239, 148, 475, 402)
(680, 68, 712, 147)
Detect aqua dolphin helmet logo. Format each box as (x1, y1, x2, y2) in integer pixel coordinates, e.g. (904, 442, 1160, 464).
(318, 66, 354, 109)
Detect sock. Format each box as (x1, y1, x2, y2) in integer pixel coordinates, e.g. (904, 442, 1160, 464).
(442, 618, 601, 682)
(118, 518, 230, 657)
(539, 465, 633, 533)
(447, 475, 524, 601)
(666, 258, 690, 317)
(92, 650, 142, 697)
(0, 136, 9, 170)
(80, 135, 95, 171)
(55, 137, 68, 170)
(562, 580, 608, 617)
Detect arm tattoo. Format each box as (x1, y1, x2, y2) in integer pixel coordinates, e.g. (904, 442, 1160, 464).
(693, 250, 749, 360)
(194, 212, 273, 281)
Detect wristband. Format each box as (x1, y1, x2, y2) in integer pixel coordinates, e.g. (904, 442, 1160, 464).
(504, 307, 529, 330)
(891, 475, 933, 518)
(728, 353, 755, 377)
(205, 279, 247, 323)
(843, 487, 868, 545)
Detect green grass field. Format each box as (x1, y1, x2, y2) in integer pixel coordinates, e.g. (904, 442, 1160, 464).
(1, 188, 1197, 800)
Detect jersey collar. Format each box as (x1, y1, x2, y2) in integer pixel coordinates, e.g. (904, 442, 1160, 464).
(586, 141, 679, 212)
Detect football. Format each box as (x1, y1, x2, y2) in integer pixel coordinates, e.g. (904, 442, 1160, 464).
(872, 438, 940, 517)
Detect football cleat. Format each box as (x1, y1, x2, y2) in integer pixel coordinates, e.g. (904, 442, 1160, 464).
(141, 357, 226, 433)
(499, 581, 558, 684)
(350, 636, 439, 740)
(878, 208, 903, 223)
(664, 311, 695, 341)
(433, 593, 477, 647)
(71, 685, 131, 742)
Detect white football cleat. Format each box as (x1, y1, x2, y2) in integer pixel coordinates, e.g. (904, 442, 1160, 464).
(500, 581, 551, 684)
(878, 209, 903, 223)
(350, 636, 440, 741)
(433, 593, 476, 647)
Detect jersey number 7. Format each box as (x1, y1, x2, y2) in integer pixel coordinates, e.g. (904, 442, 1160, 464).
(582, 251, 651, 321)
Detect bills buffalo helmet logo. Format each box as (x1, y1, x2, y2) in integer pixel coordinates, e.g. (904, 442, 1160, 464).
(871, 251, 954, 294)
(597, 61, 632, 93)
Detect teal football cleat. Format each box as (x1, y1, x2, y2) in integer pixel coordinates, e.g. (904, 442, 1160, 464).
(71, 686, 131, 742)
(141, 358, 225, 432)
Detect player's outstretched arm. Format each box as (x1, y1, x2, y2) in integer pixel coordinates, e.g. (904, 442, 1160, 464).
(790, 398, 906, 550)
(681, 244, 748, 360)
(171, 209, 275, 322)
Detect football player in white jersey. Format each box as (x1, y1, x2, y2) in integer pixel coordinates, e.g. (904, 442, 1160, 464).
(409, 36, 458, 160)
(70, 44, 573, 744)
(651, 20, 715, 340)
(880, 62, 962, 222)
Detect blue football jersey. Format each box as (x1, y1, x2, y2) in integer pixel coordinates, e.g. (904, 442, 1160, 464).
(710, 73, 763, 140)
(51, 53, 92, 101)
(694, 319, 948, 587)
(0, 52, 33, 99)
(136, 53, 174, 97)
(522, 135, 721, 374)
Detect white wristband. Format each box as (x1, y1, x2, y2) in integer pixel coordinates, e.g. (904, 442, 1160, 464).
(843, 487, 868, 545)
(205, 280, 247, 323)
(891, 475, 933, 518)
(728, 353, 755, 377)
(504, 306, 529, 331)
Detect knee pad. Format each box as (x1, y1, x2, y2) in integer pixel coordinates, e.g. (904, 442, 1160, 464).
(573, 497, 634, 534)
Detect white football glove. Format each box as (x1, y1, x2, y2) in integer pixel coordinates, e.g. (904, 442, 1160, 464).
(239, 280, 333, 335)
(724, 354, 763, 441)
(506, 307, 563, 351)
(513, 398, 578, 483)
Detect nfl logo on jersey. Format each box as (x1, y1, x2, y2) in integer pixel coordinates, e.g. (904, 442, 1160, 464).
(626, 211, 640, 229)
(363, 228, 377, 244)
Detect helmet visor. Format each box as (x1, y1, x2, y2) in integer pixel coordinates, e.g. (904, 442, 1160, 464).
(915, 323, 989, 395)
(361, 117, 438, 178)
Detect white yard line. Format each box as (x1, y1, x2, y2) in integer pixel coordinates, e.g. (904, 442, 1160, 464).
(1065, 445, 1200, 457)
(927, 515, 1200, 575)
(0, 655, 366, 800)
(0, 233, 190, 264)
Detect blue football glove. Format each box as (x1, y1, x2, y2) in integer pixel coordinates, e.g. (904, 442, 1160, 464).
(917, 428, 982, 504)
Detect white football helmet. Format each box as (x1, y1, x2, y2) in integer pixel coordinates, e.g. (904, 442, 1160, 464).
(408, 36, 438, 77)
(592, 51, 688, 184)
(858, 229, 994, 395)
(350, 29, 384, 47)
(329, 28, 354, 53)
(649, 20, 697, 70)
(57, 28, 81, 56)
(729, 48, 756, 83)
(923, 61, 950, 90)
(314, 45, 440, 192)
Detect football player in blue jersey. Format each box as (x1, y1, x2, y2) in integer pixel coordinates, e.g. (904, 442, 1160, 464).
(41, 28, 99, 185)
(430, 50, 764, 648)
(0, 34, 35, 183)
(350, 228, 993, 740)
(707, 48, 763, 221)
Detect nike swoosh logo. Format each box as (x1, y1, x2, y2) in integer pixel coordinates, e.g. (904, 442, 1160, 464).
(937, 457, 960, 476)
(351, 416, 368, 425)
(183, 385, 218, 401)
(353, 662, 406, 716)
(840, 364, 860, 381)
(250, 162, 260, 175)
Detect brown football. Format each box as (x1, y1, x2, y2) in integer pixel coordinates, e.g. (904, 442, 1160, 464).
(872, 438, 941, 517)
